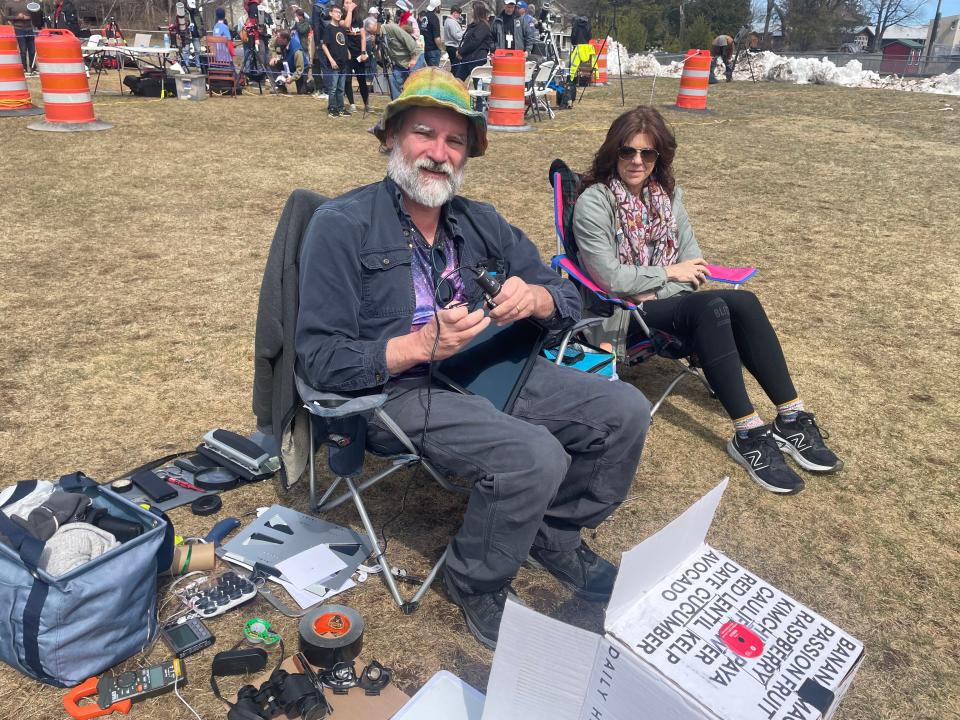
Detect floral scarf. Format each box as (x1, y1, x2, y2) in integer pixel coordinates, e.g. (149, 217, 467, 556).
(608, 177, 679, 268)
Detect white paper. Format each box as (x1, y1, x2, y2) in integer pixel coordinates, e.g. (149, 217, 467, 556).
(482, 599, 600, 720)
(276, 575, 356, 610)
(275, 545, 347, 590)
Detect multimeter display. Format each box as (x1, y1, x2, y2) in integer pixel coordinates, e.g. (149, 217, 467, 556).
(97, 659, 185, 708)
(149, 666, 164, 686)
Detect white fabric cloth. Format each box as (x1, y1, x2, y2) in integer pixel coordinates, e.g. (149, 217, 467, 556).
(0, 481, 55, 520)
(39, 523, 119, 577)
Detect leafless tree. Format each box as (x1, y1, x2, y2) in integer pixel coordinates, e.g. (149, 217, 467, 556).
(865, 0, 926, 51)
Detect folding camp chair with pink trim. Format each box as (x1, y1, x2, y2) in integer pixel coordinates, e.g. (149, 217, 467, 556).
(549, 159, 758, 418)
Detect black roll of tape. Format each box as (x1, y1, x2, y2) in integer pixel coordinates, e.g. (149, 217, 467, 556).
(298, 605, 364, 670)
(191, 495, 223, 516)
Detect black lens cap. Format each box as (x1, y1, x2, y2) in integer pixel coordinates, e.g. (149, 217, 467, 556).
(191, 494, 223, 516)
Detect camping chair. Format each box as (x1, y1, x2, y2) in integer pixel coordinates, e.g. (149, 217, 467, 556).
(548, 159, 758, 418)
(204, 35, 239, 97)
(257, 190, 471, 614)
(525, 60, 556, 122)
(296, 375, 471, 614)
(466, 64, 492, 112)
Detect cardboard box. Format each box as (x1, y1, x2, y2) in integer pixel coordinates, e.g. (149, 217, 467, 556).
(482, 480, 864, 720)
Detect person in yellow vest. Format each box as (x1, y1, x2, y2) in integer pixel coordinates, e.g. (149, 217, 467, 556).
(709, 34, 735, 83)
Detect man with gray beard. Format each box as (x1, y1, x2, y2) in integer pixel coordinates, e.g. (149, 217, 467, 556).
(296, 68, 650, 649)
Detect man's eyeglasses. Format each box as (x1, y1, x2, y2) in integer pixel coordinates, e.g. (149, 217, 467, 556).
(617, 146, 659, 164)
(431, 245, 454, 306)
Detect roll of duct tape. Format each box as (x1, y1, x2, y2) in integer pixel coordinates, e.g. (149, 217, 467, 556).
(298, 605, 364, 670)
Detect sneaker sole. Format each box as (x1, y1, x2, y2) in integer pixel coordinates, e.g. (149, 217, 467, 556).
(726, 440, 804, 495)
(771, 432, 844, 473)
(524, 555, 611, 602)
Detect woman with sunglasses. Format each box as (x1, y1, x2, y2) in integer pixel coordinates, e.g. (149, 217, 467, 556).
(573, 106, 842, 495)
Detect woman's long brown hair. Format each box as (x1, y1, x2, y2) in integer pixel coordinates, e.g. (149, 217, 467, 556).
(578, 105, 677, 198)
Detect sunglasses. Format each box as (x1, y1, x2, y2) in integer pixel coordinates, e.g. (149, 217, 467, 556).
(617, 146, 659, 164)
(431, 245, 454, 306)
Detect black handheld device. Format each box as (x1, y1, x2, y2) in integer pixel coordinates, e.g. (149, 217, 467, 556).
(131, 469, 178, 503)
(97, 659, 185, 707)
(161, 618, 216, 659)
(473, 266, 502, 307)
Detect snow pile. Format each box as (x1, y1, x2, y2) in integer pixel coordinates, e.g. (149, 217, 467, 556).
(602, 38, 960, 96)
(603, 40, 683, 78)
(914, 69, 960, 95)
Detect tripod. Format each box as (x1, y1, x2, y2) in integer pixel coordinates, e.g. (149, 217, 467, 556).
(576, 3, 626, 107)
(243, 32, 268, 94)
(730, 26, 758, 83)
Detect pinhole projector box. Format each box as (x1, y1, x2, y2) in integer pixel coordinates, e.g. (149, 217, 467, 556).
(482, 480, 864, 720)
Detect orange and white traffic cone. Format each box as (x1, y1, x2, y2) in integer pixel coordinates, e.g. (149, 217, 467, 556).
(28, 28, 111, 132)
(674, 49, 711, 113)
(0, 24, 43, 117)
(488, 49, 532, 133)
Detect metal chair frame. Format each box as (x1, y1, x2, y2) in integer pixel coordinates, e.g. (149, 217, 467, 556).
(301, 389, 470, 614)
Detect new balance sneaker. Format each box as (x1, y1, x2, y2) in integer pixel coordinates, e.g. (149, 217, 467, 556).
(772, 411, 843, 473)
(339, 108, 352, 116)
(527, 541, 618, 602)
(327, 111, 339, 118)
(443, 570, 519, 649)
(727, 425, 805, 494)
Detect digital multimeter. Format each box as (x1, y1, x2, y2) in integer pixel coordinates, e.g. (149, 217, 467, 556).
(97, 659, 185, 708)
(161, 617, 216, 658)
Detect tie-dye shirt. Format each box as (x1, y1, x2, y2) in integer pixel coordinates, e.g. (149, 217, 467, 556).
(410, 225, 465, 330)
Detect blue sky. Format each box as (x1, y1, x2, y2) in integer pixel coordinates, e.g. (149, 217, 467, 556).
(921, 0, 960, 22)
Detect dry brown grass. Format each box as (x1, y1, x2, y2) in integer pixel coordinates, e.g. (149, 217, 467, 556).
(1, 75, 958, 719)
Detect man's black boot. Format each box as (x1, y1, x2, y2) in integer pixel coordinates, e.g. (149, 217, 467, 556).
(527, 541, 618, 602)
(443, 569, 519, 650)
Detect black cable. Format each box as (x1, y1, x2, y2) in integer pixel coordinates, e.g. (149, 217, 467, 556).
(377, 264, 477, 556)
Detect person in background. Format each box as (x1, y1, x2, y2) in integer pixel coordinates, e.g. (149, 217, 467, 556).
(321, 4, 350, 115)
(292, 7, 311, 50)
(364, 7, 382, 94)
(492, 0, 524, 51)
(52, 0, 80, 36)
(454, 1, 490, 82)
(516, 1, 537, 51)
(442, 4, 463, 71)
(340, 0, 370, 112)
(312, 0, 332, 98)
(269, 28, 310, 93)
(395, 0, 418, 37)
(710, 34, 735, 83)
(3, 0, 34, 71)
(572, 106, 843, 495)
(211, 6, 236, 63)
(419, 0, 442, 67)
(381, 10, 423, 98)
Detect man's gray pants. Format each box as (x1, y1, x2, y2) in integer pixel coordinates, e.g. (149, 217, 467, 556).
(367, 357, 651, 594)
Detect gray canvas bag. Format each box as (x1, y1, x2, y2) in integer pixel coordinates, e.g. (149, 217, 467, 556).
(0, 472, 165, 687)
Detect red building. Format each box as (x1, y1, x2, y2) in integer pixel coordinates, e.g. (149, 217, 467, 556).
(880, 39, 923, 75)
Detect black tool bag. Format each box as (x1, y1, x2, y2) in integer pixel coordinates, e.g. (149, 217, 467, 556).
(123, 70, 178, 97)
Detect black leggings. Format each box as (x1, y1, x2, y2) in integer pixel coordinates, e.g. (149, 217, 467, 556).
(629, 290, 797, 420)
(344, 55, 369, 106)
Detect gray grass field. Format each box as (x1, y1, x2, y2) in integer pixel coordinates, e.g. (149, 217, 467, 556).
(0, 76, 957, 719)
